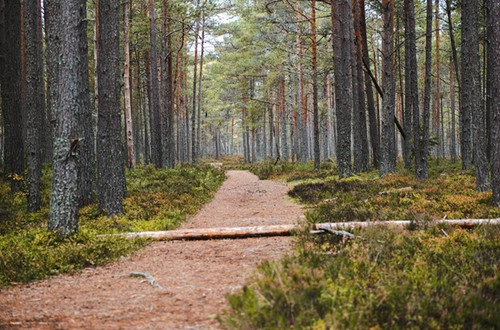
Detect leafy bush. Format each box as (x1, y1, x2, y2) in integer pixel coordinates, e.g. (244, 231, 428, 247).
(0, 164, 225, 287)
(223, 225, 500, 329)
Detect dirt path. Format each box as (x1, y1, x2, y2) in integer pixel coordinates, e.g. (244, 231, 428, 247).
(0, 170, 303, 329)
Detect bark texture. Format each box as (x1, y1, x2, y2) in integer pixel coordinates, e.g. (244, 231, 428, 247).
(332, 0, 352, 178)
(380, 0, 396, 176)
(490, 0, 500, 205)
(461, 0, 490, 191)
(47, 0, 81, 236)
(149, 0, 162, 168)
(23, 0, 44, 211)
(1, 0, 24, 192)
(97, 0, 126, 215)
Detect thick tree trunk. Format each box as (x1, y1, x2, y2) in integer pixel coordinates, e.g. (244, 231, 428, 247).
(24, 0, 44, 211)
(403, 0, 415, 170)
(123, 0, 135, 169)
(490, 0, 500, 205)
(332, 0, 352, 178)
(380, 0, 396, 177)
(47, 0, 81, 236)
(97, 0, 126, 215)
(462, 0, 490, 191)
(1, 1, 24, 192)
(434, 0, 442, 160)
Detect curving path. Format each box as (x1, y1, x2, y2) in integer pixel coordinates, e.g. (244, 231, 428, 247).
(0, 170, 303, 329)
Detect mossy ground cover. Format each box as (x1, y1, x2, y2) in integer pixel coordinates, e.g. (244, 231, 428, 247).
(0, 164, 225, 287)
(223, 160, 500, 328)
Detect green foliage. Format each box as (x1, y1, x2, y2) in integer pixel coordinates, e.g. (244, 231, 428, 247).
(223, 226, 500, 329)
(0, 164, 225, 287)
(222, 160, 500, 328)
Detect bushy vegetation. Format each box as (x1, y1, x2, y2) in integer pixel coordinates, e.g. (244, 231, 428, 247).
(0, 164, 225, 287)
(223, 160, 500, 328)
(224, 225, 500, 329)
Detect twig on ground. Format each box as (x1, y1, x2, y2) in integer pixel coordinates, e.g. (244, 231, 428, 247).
(116, 272, 164, 289)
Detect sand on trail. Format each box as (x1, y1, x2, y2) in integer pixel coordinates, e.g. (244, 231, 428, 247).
(0, 170, 303, 329)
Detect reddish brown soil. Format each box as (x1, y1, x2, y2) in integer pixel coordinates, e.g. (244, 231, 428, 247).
(0, 170, 303, 329)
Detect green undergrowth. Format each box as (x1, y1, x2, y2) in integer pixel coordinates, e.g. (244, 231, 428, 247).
(0, 164, 225, 287)
(222, 159, 500, 328)
(223, 225, 500, 329)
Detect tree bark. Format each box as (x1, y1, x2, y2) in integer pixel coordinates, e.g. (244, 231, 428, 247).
(332, 0, 352, 178)
(353, 0, 369, 172)
(78, 0, 96, 207)
(23, 0, 44, 211)
(462, 0, 490, 191)
(197, 14, 205, 161)
(47, 0, 81, 236)
(97, 0, 126, 215)
(149, 0, 162, 168)
(110, 219, 500, 241)
(311, 0, 320, 169)
(489, 0, 500, 205)
(191, 2, 200, 164)
(380, 0, 396, 177)
(123, 0, 135, 169)
(1, 0, 24, 192)
(359, 0, 379, 169)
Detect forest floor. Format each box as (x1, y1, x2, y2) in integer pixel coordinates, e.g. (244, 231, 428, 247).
(0, 170, 303, 329)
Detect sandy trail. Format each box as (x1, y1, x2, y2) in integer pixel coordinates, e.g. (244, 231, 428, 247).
(0, 170, 303, 329)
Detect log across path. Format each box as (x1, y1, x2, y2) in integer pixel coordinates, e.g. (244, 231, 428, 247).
(0, 170, 304, 329)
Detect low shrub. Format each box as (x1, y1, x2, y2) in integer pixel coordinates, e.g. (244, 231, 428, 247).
(0, 164, 225, 287)
(223, 225, 500, 328)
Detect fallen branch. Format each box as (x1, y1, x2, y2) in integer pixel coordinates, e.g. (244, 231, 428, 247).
(103, 219, 500, 241)
(118, 272, 164, 289)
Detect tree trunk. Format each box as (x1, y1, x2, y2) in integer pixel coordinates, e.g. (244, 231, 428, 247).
(434, 0, 442, 160)
(191, 4, 200, 164)
(353, 0, 369, 172)
(359, 0, 379, 169)
(46, 0, 81, 236)
(450, 54, 457, 161)
(77, 0, 96, 207)
(148, 0, 162, 168)
(197, 14, 205, 162)
(23, 0, 44, 211)
(489, 0, 500, 205)
(1, 0, 24, 192)
(332, 0, 352, 178)
(161, 0, 175, 169)
(97, 0, 126, 215)
(380, 0, 396, 177)
(462, 0, 490, 191)
(123, 0, 135, 169)
(416, 0, 433, 180)
(310, 0, 320, 169)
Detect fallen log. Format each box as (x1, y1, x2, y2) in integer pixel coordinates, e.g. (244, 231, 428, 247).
(104, 218, 500, 241)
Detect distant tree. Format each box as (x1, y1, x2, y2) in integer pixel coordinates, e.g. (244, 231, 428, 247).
(96, 0, 126, 215)
(359, 0, 380, 169)
(23, 0, 44, 211)
(124, 0, 135, 169)
(311, 0, 320, 170)
(149, 0, 162, 168)
(489, 0, 500, 205)
(0, 0, 24, 192)
(461, 0, 490, 191)
(46, 0, 81, 236)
